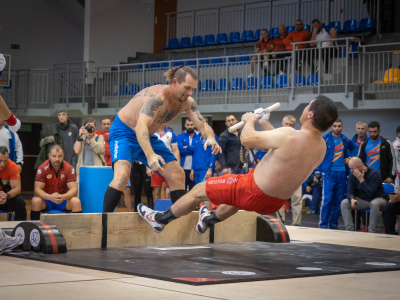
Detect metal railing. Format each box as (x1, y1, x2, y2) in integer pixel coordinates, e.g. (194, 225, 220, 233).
(360, 43, 400, 98)
(53, 61, 96, 105)
(5, 40, 399, 112)
(167, 0, 376, 41)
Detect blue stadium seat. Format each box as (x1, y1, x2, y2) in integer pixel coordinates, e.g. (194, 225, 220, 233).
(204, 34, 217, 46)
(119, 84, 127, 95)
(217, 33, 229, 44)
(195, 80, 201, 92)
(294, 74, 306, 87)
(356, 18, 373, 32)
(244, 30, 254, 42)
(199, 58, 209, 65)
(191, 35, 205, 47)
(127, 83, 138, 95)
(172, 61, 183, 67)
(252, 29, 262, 41)
(231, 78, 244, 90)
(136, 65, 143, 70)
(307, 73, 319, 86)
(246, 77, 258, 89)
(160, 62, 169, 68)
(146, 63, 160, 69)
(185, 60, 197, 66)
(229, 31, 241, 43)
(236, 56, 250, 62)
(201, 79, 216, 91)
(216, 78, 227, 91)
(327, 21, 341, 32)
(164, 38, 181, 50)
(210, 57, 223, 64)
(339, 19, 357, 33)
(260, 76, 272, 89)
(228, 57, 236, 63)
(275, 75, 288, 88)
(286, 26, 295, 34)
(383, 183, 395, 194)
(180, 36, 192, 48)
(303, 24, 311, 32)
(269, 27, 277, 39)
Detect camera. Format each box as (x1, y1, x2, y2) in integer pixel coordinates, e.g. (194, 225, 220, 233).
(85, 124, 94, 134)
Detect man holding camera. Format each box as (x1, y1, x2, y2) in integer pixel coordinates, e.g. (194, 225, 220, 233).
(340, 157, 387, 233)
(74, 118, 105, 181)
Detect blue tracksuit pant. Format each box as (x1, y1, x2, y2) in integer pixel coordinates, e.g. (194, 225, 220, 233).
(319, 170, 347, 229)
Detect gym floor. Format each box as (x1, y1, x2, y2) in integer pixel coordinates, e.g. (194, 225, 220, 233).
(1, 224, 399, 300)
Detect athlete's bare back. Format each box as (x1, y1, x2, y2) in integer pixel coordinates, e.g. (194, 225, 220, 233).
(240, 101, 329, 200)
(253, 126, 326, 199)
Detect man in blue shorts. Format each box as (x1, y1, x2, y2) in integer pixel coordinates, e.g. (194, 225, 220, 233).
(103, 66, 221, 212)
(31, 145, 82, 219)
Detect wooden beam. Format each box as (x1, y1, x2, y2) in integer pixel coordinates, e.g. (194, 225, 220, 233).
(41, 210, 260, 250)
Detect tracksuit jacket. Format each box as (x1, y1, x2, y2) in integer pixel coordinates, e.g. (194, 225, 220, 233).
(358, 136, 396, 181)
(176, 131, 198, 168)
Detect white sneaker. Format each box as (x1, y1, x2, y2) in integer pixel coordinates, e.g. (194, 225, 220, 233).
(196, 205, 210, 234)
(137, 204, 164, 233)
(248, 73, 254, 78)
(0, 228, 20, 255)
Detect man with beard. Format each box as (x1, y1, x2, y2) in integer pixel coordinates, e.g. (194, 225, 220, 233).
(103, 66, 221, 212)
(94, 117, 112, 166)
(218, 115, 242, 175)
(30, 145, 82, 220)
(177, 118, 198, 192)
(35, 109, 79, 169)
(317, 119, 357, 229)
(358, 121, 396, 183)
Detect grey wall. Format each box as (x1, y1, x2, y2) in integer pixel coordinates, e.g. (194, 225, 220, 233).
(0, 0, 84, 69)
(88, 0, 154, 66)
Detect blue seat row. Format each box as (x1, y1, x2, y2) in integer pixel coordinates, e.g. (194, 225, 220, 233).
(165, 18, 372, 50)
(199, 73, 319, 91)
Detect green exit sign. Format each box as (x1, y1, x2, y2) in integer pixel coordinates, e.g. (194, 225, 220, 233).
(11, 44, 20, 49)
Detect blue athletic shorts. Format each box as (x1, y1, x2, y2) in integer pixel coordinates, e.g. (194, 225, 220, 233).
(109, 114, 176, 168)
(43, 200, 68, 212)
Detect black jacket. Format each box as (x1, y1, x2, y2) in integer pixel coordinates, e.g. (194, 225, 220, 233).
(217, 128, 242, 170)
(358, 136, 396, 181)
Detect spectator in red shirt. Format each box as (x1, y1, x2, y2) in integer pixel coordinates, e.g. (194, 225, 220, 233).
(283, 19, 311, 72)
(249, 29, 274, 77)
(272, 24, 289, 74)
(0, 146, 26, 220)
(94, 117, 112, 166)
(30, 145, 82, 220)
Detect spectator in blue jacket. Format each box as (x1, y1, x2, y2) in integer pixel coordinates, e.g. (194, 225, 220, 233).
(340, 157, 386, 232)
(176, 118, 198, 191)
(190, 119, 218, 185)
(317, 119, 358, 229)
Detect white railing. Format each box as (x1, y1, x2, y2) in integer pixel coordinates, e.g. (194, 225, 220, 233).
(5, 40, 399, 111)
(167, 0, 376, 41)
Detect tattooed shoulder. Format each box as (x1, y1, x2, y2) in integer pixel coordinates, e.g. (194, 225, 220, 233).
(140, 94, 164, 118)
(190, 101, 204, 121)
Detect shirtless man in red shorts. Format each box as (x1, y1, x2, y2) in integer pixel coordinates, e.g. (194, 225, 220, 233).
(138, 95, 338, 233)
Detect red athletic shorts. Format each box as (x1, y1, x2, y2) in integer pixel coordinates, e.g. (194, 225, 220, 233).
(151, 173, 169, 187)
(205, 169, 287, 215)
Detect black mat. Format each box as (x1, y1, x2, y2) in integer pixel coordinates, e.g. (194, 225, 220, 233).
(7, 241, 400, 285)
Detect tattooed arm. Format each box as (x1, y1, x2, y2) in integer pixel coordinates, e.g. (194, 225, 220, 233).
(185, 98, 221, 155)
(136, 94, 166, 171)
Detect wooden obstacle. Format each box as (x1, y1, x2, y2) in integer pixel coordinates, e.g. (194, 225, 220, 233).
(39, 211, 285, 250)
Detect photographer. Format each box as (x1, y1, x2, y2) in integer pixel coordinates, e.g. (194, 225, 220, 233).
(74, 118, 105, 181)
(305, 172, 323, 215)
